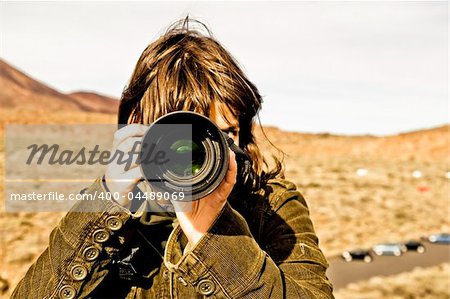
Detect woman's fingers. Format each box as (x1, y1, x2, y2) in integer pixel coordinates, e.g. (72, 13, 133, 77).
(105, 125, 147, 201)
(106, 167, 142, 184)
(113, 124, 148, 148)
(114, 124, 148, 140)
(105, 165, 142, 208)
(115, 137, 143, 154)
(225, 150, 238, 185)
(211, 150, 237, 200)
(122, 166, 143, 186)
(221, 150, 237, 189)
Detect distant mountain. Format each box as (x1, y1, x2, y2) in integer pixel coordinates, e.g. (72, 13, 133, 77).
(0, 59, 119, 114)
(256, 124, 449, 162)
(69, 91, 119, 114)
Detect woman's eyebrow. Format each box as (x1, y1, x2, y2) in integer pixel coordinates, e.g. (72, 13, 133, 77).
(220, 125, 239, 132)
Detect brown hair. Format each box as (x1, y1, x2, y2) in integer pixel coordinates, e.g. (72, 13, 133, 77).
(118, 17, 283, 190)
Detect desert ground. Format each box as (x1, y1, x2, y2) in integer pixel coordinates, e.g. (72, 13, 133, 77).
(257, 125, 450, 259)
(0, 59, 449, 298)
(334, 263, 449, 299)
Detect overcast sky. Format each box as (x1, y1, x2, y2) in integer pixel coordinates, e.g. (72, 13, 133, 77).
(1, 1, 448, 135)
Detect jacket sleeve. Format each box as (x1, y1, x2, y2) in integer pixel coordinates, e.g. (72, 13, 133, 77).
(11, 178, 139, 299)
(163, 180, 334, 298)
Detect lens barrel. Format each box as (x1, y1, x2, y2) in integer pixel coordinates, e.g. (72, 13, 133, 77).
(139, 111, 230, 201)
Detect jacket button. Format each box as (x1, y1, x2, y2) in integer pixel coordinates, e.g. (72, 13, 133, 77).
(83, 246, 100, 261)
(162, 270, 169, 280)
(71, 264, 88, 281)
(93, 228, 110, 243)
(197, 279, 215, 296)
(106, 216, 123, 231)
(58, 285, 76, 299)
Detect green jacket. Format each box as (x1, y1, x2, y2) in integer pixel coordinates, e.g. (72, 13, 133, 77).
(12, 178, 334, 298)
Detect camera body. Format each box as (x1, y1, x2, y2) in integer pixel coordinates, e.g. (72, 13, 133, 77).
(139, 111, 253, 201)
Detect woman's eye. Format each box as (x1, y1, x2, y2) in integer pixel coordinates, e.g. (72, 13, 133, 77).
(224, 130, 238, 137)
(221, 128, 238, 137)
(229, 130, 238, 137)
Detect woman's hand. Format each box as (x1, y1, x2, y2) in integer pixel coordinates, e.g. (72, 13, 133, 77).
(174, 150, 237, 247)
(104, 124, 148, 209)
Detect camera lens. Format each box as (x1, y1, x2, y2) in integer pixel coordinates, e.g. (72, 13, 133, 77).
(139, 111, 229, 201)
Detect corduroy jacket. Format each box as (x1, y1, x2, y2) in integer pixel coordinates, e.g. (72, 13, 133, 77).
(12, 177, 334, 298)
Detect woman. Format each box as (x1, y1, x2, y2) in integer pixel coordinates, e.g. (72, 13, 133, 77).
(12, 17, 334, 298)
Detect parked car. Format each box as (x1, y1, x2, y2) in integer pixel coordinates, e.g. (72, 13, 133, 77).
(427, 233, 450, 244)
(341, 250, 373, 263)
(404, 240, 425, 253)
(372, 243, 407, 256)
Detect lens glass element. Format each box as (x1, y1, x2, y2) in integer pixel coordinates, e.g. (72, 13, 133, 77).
(168, 139, 205, 177)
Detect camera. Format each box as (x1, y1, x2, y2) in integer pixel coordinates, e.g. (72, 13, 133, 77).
(139, 111, 253, 201)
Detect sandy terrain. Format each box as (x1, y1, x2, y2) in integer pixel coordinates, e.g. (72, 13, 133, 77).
(257, 126, 450, 258)
(335, 263, 449, 299)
